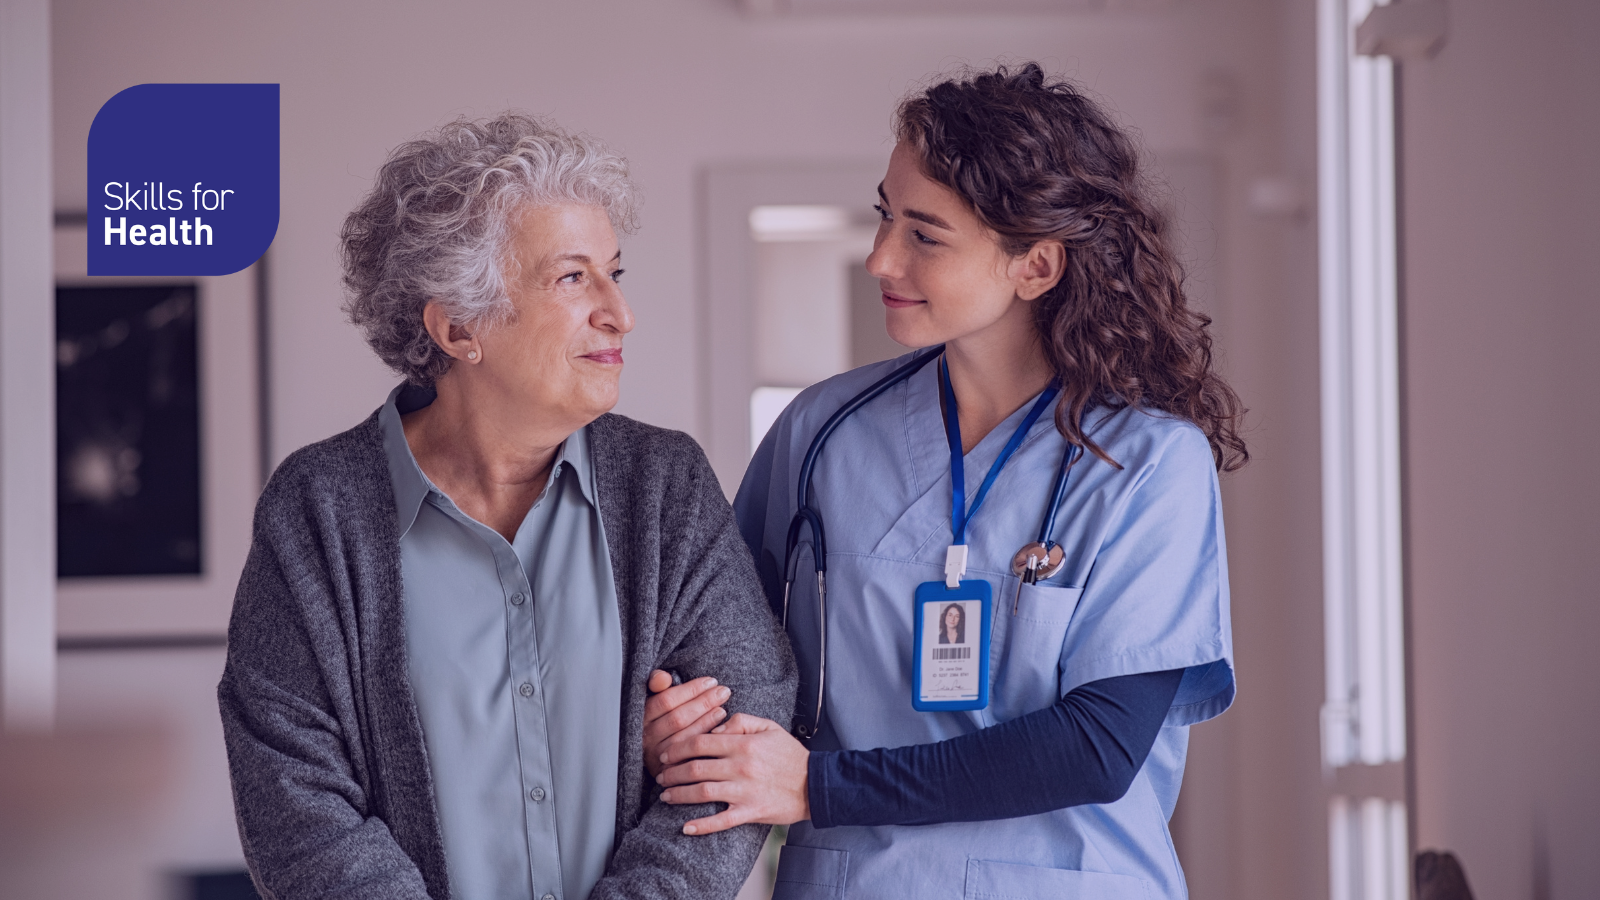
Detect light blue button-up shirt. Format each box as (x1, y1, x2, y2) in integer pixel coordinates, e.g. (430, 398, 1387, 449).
(380, 384, 623, 900)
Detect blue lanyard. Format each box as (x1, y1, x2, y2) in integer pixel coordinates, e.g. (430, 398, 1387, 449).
(939, 358, 1059, 546)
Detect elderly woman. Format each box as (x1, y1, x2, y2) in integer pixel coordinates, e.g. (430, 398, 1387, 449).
(218, 115, 795, 900)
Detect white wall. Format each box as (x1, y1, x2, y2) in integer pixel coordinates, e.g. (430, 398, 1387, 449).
(1, 0, 57, 732)
(50, 1, 1325, 897)
(54, 647, 243, 878)
(54, 0, 1282, 458)
(1399, 2, 1600, 897)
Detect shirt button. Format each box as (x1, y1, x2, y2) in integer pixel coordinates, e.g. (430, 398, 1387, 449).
(510, 592, 526, 606)
(530, 787, 547, 802)
(518, 682, 535, 697)
(543, 894, 556, 900)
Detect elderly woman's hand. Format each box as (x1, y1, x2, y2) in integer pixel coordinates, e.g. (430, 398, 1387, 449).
(655, 713, 811, 835)
(643, 670, 731, 778)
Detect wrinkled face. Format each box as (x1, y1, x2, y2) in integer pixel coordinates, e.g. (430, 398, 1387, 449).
(866, 142, 1026, 350)
(477, 204, 634, 427)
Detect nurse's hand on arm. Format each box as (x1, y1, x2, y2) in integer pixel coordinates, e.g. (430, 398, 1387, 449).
(655, 713, 811, 835)
(647, 668, 810, 834)
(643, 670, 732, 778)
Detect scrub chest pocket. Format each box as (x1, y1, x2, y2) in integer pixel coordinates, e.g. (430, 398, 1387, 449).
(989, 579, 1082, 722)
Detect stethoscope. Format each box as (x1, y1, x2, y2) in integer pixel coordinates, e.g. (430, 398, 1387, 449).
(780, 345, 1084, 740)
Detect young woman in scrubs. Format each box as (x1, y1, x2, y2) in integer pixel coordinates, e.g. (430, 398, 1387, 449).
(644, 63, 1247, 900)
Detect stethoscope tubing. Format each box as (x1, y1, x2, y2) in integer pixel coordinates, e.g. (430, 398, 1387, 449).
(1038, 437, 1080, 545)
(795, 347, 947, 511)
(784, 346, 945, 586)
(782, 347, 942, 739)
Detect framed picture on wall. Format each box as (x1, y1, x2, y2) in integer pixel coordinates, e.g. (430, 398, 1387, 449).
(53, 219, 262, 643)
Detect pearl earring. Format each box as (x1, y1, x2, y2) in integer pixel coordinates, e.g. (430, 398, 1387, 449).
(467, 349, 479, 361)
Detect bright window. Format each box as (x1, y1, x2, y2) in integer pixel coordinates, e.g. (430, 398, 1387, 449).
(1318, 0, 1409, 896)
(750, 386, 803, 457)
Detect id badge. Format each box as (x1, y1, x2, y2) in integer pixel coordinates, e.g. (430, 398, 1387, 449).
(912, 579, 992, 711)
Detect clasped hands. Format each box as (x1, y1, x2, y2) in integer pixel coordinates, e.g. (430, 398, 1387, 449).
(643, 670, 810, 836)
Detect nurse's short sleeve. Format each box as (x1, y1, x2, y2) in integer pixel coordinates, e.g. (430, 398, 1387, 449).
(735, 404, 798, 620)
(1059, 421, 1234, 726)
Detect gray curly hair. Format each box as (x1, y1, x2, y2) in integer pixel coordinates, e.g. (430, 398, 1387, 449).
(341, 114, 637, 385)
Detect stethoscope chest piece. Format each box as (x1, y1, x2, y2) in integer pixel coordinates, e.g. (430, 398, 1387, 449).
(1011, 541, 1065, 584)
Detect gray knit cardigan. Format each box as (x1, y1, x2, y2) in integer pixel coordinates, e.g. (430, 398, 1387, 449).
(218, 410, 798, 900)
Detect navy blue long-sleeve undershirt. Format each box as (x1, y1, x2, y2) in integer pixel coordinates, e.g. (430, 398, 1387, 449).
(807, 667, 1185, 828)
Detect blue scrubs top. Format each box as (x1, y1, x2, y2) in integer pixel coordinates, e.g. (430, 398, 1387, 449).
(734, 354, 1235, 900)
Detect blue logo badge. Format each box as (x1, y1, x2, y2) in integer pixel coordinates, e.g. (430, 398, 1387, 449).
(88, 84, 279, 276)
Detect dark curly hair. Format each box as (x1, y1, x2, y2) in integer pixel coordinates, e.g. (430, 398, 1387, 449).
(896, 63, 1248, 471)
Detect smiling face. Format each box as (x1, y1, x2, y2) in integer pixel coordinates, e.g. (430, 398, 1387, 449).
(866, 143, 1042, 352)
(944, 605, 961, 631)
(475, 203, 634, 431)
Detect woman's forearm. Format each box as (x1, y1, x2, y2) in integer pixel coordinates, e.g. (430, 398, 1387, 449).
(807, 667, 1184, 828)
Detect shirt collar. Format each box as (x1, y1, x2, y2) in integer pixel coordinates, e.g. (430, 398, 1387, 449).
(379, 383, 434, 540)
(557, 417, 599, 508)
(378, 383, 599, 540)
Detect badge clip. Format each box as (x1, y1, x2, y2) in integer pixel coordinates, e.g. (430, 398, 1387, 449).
(945, 544, 968, 588)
